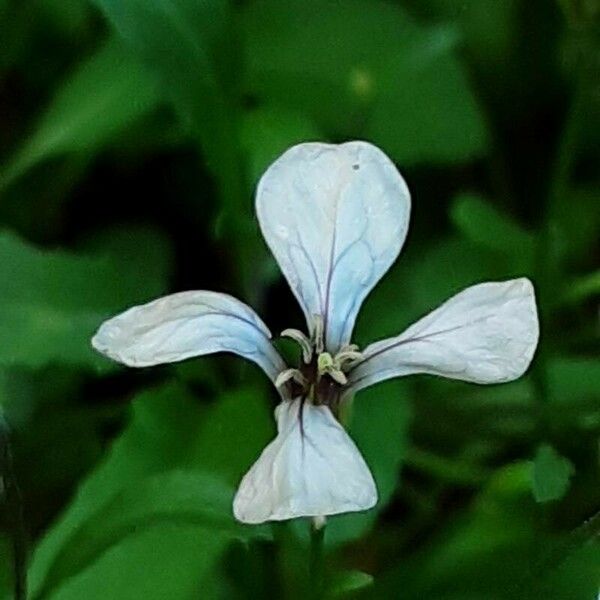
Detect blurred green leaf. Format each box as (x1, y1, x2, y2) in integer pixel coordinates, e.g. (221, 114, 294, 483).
(531, 444, 574, 503)
(92, 0, 234, 110)
(40, 0, 92, 36)
(241, 0, 487, 164)
(0, 39, 160, 191)
(561, 269, 600, 305)
(91, 0, 258, 302)
(241, 107, 323, 187)
(91, 0, 245, 212)
(36, 470, 247, 599)
(325, 380, 412, 545)
(0, 536, 13, 600)
(326, 569, 373, 598)
(29, 383, 275, 598)
(27, 382, 204, 596)
(186, 387, 274, 485)
(373, 464, 537, 599)
(0, 228, 171, 369)
(417, 0, 518, 65)
(547, 356, 600, 406)
(450, 193, 535, 269)
(46, 523, 229, 600)
(551, 186, 600, 268)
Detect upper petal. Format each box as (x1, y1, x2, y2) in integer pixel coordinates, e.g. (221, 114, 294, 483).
(347, 278, 539, 394)
(233, 398, 377, 524)
(92, 291, 287, 387)
(256, 141, 410, 352)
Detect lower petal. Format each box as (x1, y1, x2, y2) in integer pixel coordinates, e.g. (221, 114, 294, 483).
(233, 398, 377, 524)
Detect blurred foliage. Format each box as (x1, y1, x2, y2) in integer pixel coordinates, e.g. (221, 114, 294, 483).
(0, 0, 598, 599)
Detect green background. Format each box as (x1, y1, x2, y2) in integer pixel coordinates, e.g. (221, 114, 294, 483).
(0, 0, 598, 598)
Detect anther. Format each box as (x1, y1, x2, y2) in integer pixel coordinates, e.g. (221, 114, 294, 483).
(334, 349, 363, 369)
(317, 352, 348, 385)
(317, 352, 334, 374)
(281, 328, 313, 363)
(312, 315, 324, 354)
(275, 368, 308, 389)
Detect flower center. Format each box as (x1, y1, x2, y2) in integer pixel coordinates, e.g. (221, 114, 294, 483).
(275, 316, 363, 407)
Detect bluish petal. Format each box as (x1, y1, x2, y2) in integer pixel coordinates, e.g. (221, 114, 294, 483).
(92, 291, 287, 388)
(233, 398, 377, 523)
(257, 141, 410, 352)
(347, 278, 539, 394)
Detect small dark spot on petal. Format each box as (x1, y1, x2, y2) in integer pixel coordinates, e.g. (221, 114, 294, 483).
(352, 164, 360, 170)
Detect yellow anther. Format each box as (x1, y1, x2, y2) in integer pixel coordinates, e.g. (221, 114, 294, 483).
(317, 352, 334, 374)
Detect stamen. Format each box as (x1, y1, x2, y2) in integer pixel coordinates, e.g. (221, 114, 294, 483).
(317, 352, 348, 385)
(327, 369, 348, 385)
(281, 328, 313, 363)
(312, 315, 324, 354)
(317, 352, 334, 374)
(338, 343, 360, 354)
(334, 350, 363, 369)
(275, 368, 308, 389)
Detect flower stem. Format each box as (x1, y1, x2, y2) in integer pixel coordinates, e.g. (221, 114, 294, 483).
(309, 517, 325, 599)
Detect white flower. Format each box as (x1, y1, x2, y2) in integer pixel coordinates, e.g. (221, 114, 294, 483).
(92, 141, 539, 524)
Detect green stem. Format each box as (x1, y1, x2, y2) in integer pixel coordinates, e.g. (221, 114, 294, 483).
(309, 518, 325, 600)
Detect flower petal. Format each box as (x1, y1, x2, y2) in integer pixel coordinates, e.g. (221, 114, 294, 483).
(233, 398, 377, 524)
(257, 141, 410, 352)
(347, 278, 539, 394)
(92, 291, 287, 386)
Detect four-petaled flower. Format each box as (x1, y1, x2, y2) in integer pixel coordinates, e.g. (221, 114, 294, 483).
(92, 142, 539, 524)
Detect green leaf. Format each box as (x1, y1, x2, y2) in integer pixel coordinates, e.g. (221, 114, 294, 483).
(531, 444, 574, 503)
(45, 523, 229, 600)
(0, 228, 171, 369)
(0, 536, 14, 600)
(241, 106, 323, 187)
(367, 31, 487, 164)
(27, 382, 205, 597)
(375, 462, 597, 599)
(35, 471, 247, 600)
(91, 0, 245, 213)
(560, 269, 600, 305)
(553, 186, 600, 265)
(326, 569, 374, 598)
(547, 356, 600, 406)
(186, 386, 275, 485)
(241, 0, 487, 164)
(0, 39, 160, 190)
(29, 384, 274, 598)
(91, 0, 233, 110)
(450, 193, 535, 268)
(92, 0, 253, 298)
